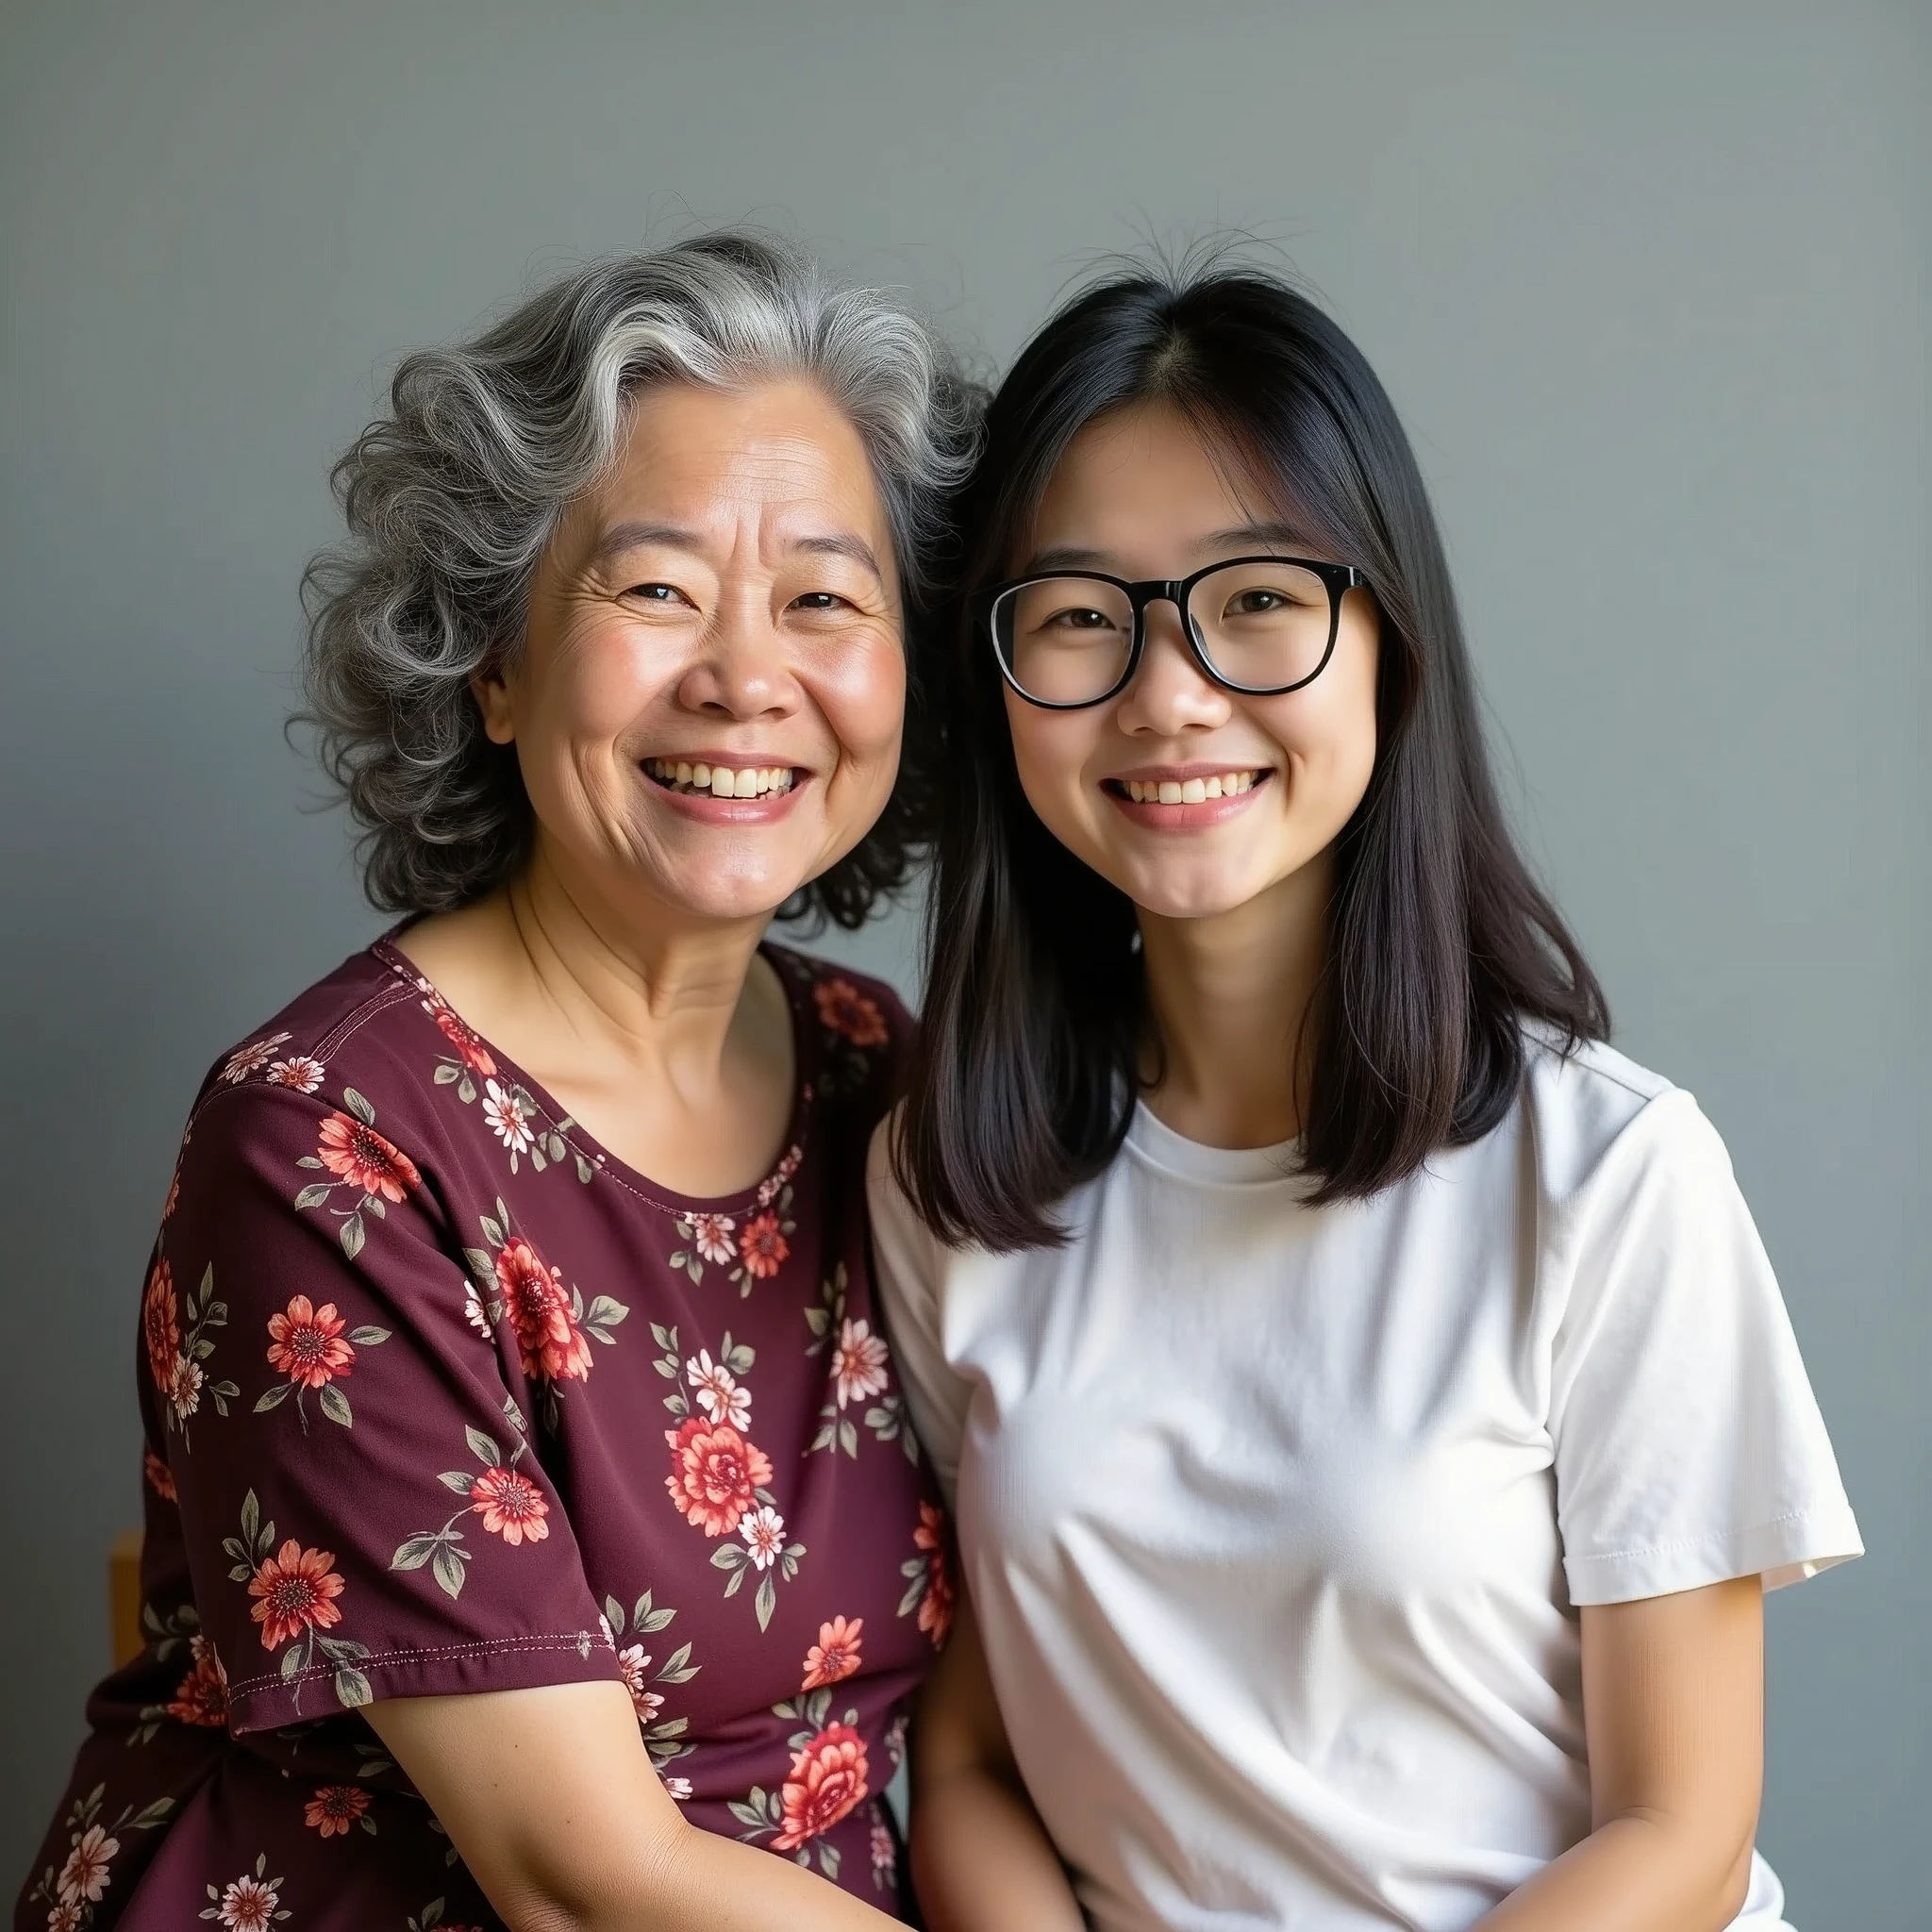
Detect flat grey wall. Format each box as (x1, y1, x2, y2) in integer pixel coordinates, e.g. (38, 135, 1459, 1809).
(2, 0, 1924, 1919)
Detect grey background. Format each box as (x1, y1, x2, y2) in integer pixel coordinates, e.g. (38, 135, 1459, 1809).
(2, 0, 1924, 1920)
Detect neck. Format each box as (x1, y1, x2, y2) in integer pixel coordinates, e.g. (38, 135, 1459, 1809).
(413, 830, 778, 1101)
(1136, 852, 1332, 1149)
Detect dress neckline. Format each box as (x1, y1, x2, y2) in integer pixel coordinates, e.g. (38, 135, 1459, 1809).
(368, 932, 818, 1220)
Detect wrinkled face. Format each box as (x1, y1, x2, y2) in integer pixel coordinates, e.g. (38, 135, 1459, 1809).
(478, 378, 905, 924)
(1001, 402, 1380, 923)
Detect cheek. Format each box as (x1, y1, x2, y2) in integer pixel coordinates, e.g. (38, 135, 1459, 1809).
(1005, 693, 1103, 835)
(813, 631, 907, 767)
(523, 614, 662, 744)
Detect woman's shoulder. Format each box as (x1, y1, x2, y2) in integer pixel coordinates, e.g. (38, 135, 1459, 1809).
(177, 939, 469, 1159)
(1516, 1023, 1732, 1209)
(765, 942, 916, 1124)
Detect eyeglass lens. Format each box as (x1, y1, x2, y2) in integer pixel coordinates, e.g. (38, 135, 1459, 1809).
(993, 561, 1335, 706)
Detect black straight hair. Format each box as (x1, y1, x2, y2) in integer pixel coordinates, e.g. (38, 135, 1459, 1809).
(895, 260, 1609, 1252)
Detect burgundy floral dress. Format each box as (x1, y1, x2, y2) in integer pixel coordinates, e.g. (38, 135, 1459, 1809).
(18, 938, 954, 1932)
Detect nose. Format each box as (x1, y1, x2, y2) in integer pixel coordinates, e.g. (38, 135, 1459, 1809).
(1113, 595, 1230, 738)
(673, 586, 801, 722)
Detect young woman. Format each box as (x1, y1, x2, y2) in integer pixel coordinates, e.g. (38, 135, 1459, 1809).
(868, 266, 1861, 1931)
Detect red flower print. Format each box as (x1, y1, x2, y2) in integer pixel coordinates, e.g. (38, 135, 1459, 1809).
(162, 1164, 181, 1222)
(316, 1112, 421, 1202)
(496, 1235, 592, 1382)
(664, 1414, 774, 1537)
(739, 1211, 790, 1279)
(813, 977, 890, 1049)
(143, 1445, 177, 1503)
(56, 1824, 118, 1905)
(771, 1720, 870, 1850)
(802, 1615, 864, 1690)
(142, 1258, 180, 1394)
(165, 1635, 229, 1727)
(45, 1901, 82, 1932)
(247, 1539, 346, 1649)
(469, 1465, 550, 1545)
(431, 1002, 496, 1076)
(829, 1318, 891, 1408)
(914, 1501, 956, 1649)
(303, 1784, 370, 1838)
(264, 1056, 326, 1093)
(265, 1296, 355, 1389)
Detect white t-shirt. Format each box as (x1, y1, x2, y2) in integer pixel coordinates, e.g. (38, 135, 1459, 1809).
(868, 1033, 1860, 1932)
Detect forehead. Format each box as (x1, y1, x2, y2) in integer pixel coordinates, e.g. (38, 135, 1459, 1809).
(1029, 402, 1270, 545)
(588, 377, 891, 542)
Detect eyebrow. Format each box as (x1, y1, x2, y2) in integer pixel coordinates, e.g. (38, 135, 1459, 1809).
(589, 520, 884, 580)
(1018, 521, 1319, 576)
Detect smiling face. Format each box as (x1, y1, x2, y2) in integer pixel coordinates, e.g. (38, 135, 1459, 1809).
(1001, 402, 1381, 924)
(476, 378, 905, 926)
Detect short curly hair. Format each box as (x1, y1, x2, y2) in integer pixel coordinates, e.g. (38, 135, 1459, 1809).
(299, 232, 980, 923)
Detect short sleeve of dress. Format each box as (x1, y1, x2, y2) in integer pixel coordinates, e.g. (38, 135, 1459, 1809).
(1547, 1088, 1863, 1607)
(149, 1080, 619, 1733)
(865, 1111, 971, 1507)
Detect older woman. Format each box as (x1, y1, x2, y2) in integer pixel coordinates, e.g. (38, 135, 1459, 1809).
(19, 235, 975, 1932)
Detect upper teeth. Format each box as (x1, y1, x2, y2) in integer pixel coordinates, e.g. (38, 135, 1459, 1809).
(1123, 772, 1258, 804)
(645, 759, 796, 799)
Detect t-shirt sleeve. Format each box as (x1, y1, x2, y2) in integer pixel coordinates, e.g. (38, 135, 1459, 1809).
(866, 1111, 971, 1507)
(149, 1081, 620, 1733)
(1547, 1088, 1862, 1607)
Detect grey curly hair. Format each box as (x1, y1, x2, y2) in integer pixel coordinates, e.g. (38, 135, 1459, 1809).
(299, 232, 981, 921)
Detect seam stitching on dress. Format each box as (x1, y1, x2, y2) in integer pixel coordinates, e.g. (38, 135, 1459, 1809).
(228, 1630, 608, 1695)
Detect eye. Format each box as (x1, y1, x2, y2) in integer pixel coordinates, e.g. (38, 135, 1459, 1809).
(1045, 606, 1118, 632)
(624, 581, 691, 607)
(791, 591, 851, 612)
(1230, 589, 1287, 614)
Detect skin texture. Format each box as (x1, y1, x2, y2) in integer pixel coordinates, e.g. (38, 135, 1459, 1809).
(372, 377, 909, 1932)
(913, 402, 1764, 1932)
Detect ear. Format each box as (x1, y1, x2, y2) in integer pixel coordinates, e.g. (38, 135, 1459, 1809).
(472, 659, 516, 745)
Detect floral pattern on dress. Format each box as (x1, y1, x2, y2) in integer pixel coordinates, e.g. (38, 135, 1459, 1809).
(729, 1687, 871, 1878)
(391, 1406, 554, 1599)
(25, 941, 938, 1926)
(251, 1294, 391, 1432)
(25, 1780, 174, 1928)
(600, 1589, 700, 1768)
(224, 1490, 372, 1712)
(302, 1785, 373, 1839)
(198, 1855, 289, 1927)
(460, 1202, 627, 1425)
(899, 1500, 956, 1650)
(293, 1090, 421, 1260)
(146, 1262, 241, 1443)
(805, 1269, 917, 1463)
(651, 1321, 807, 1629)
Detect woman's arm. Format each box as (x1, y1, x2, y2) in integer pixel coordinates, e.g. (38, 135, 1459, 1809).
(366, 1680, 904, 1932)
(909, 1590, 1086, 1932)
(1475, 1576, 1764, 1931)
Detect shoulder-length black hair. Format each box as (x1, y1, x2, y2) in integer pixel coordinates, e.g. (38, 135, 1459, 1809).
(896, 260, 1609, 1251)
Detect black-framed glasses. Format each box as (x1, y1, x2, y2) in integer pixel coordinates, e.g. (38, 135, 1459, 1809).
(980, 556, 1363, 710)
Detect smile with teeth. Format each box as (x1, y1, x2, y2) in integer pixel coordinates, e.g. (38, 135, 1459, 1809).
(1114, 770, 1264, 804)
(644, 758, 798, 799)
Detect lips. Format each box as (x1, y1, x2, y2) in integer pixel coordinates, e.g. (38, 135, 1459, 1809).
(643, 758, 798, 800)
